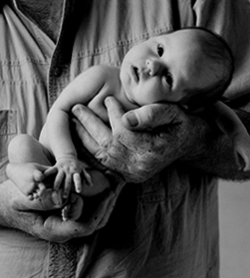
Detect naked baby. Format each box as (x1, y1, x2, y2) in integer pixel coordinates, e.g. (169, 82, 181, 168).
(7, 27, 248, 221)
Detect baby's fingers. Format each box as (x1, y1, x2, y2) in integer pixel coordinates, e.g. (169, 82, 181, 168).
(54, 170, 65, 191)
(73, 173, 82, 193)
(44, 167, 58, 178)
(63, 174, 73, 199)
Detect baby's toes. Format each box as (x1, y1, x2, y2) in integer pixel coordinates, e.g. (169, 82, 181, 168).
(28, 193, 35, 200)
(62, 205, 71, 221)
(36, 183, 46, 197)
(33, 170, 44, 182)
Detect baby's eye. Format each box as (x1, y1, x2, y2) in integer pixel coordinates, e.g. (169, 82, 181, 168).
(157, 44, 164, 57)
(165, 72, 173, 88)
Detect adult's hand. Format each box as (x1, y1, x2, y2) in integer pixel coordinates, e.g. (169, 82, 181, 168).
(1, 179, 110, 242)
(122, 101, 179, 131)
(72, 97, 205, 183)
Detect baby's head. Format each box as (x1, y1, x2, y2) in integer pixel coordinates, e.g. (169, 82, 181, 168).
(179, 27, 234, 110)
(120, 27, 233, 109)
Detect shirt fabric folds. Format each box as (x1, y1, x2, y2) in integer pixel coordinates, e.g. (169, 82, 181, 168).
(1, 0, 250, 277)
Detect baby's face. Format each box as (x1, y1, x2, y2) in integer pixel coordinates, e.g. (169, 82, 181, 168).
(120, 29, 219, 106)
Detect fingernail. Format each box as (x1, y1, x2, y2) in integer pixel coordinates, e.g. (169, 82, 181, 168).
(126, 112, 138, 127)
(72, 104, 81, 115)
(71, 107, 78, 116)
(104, 97, 111, 106)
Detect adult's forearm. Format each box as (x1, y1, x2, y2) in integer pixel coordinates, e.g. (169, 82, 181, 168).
(181, 109, 250, 181)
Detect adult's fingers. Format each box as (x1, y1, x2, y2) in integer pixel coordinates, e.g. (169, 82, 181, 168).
(72, 104, 113, 151)
(122, 103, 181, 131)
(72, 102, 131, 176)
(104, 96, 125, 134)
(72, 118, 100, 155)
(105, 97, 148, 151)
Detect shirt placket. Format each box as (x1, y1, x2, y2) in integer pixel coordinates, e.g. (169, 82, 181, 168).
(47, 0, 80, 276)
(47, 0, 78, 107)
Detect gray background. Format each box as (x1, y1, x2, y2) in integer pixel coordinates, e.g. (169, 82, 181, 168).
(219, 180, 250, 278)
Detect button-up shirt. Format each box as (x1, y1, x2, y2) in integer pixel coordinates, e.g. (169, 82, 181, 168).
(1, 0, 250, 277)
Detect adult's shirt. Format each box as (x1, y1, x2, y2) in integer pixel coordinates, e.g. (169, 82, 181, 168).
(1, 0, 250, 277)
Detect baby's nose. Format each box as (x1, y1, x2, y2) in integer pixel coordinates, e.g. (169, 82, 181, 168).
(146, 59, 162, 76)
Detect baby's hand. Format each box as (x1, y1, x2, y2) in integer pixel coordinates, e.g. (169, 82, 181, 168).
(46, 156, 92, 200)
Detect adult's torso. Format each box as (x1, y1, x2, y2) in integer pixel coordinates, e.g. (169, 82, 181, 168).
(0, 0, 234, 277)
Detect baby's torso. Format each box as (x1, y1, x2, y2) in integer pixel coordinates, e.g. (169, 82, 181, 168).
(87, 87, 111, 123)
(86, 65, 138, 123)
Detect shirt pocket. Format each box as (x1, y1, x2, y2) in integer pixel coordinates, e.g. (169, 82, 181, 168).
(0, 110, 18, 183)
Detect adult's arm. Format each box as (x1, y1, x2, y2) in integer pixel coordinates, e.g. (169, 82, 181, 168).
(72, 97, 250, 183)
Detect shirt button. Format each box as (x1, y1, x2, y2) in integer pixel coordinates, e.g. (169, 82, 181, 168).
(53, 67, 62, 77)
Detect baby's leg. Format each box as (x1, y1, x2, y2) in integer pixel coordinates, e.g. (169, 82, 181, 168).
(7, 134, 52, 196)
(8, 134, 51, 164)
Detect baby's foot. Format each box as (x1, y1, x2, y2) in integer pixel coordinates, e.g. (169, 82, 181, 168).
(61, 193, 84, 221)
(22, 188, 64, 211)
(6, 162, 46, 196)
(27, 169, 49, 199)
(28, 182, 46, 200)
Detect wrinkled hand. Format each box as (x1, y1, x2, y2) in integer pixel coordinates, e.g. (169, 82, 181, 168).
(72, 97, 202, 183)
(2, 179, 103, 242)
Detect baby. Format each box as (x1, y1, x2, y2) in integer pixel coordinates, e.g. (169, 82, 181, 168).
(7, 27, 248, 221)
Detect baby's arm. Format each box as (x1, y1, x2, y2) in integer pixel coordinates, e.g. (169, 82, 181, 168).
(41, 66, 113, 197)
(212, 101, 250, 171)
